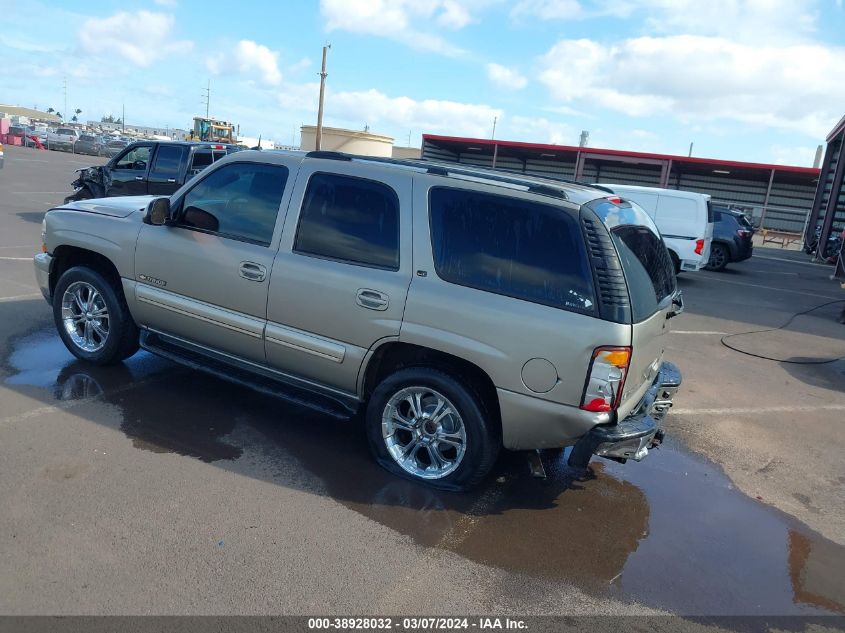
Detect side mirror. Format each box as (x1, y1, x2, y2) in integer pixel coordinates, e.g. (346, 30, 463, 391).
(667, 291, 684, 319)
(145, 198, 171, 226)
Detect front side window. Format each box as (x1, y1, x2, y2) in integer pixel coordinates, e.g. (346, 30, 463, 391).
(294, 173, 400, 270)
(429, 188, 595, 313)
(114, 145, 152, 170)
(177, 162, 288, 245)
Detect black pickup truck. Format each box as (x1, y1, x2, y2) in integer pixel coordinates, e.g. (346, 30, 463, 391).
(65, 140, 242, 203)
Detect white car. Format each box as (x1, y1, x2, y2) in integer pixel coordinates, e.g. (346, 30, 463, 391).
(601, 184, 714, 273)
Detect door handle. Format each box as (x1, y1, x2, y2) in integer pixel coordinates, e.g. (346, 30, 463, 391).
(239, 261, 267, 282)
(167, 178, 176, 183)
(134, 176, 144, 181)
(356, 288, 389, 311)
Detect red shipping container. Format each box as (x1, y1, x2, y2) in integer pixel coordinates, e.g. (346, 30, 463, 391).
(0, 118, 9, 134)
(8, 136, 22, 146)
(0, 134, 6, 144)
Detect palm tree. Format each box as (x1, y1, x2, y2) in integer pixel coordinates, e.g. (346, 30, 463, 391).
(55, 112, 62, 119)
(47, 107, 55, 113)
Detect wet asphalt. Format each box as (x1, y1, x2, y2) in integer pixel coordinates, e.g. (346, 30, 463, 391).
(0, 145, 843, 619)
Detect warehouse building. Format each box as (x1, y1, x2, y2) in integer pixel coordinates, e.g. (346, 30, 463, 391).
(806, 115, 845, 251)
(422, 134, 820, 234)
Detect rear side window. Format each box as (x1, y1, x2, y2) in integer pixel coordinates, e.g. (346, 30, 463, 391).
(611, 226, 675, 322)
(151, 145, 185, 177)
(429, 188, 595, 314)
(706, 200, 716, 223)
(294, 173, 400, 270)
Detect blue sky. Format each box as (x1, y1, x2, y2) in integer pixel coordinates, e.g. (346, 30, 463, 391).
(2, 0, 844, 165)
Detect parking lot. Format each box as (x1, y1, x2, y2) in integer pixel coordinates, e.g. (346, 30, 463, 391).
(0, 145, 844, 618)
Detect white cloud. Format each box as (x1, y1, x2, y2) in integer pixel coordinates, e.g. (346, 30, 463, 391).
(277, 85, 501, 139)
(538, 35, 845, 138)
(769, 144, 821, 168)
(207, 40, 282, 86)
(330, 89, 502, 138)
(78, 11, 191, 67)
(288, 57, 312, 74)
(511, 0, 582, 20)
(485, 63, 527, 90)
(632, 0, 818, 43)
(506, 116, 574, 144)
(319, 0, 496, 56)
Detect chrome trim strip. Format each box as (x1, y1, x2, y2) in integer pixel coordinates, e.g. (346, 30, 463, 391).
(136, 285, 263, 339)
(265, 322, 346, 363)
(144, 327, 359, 402)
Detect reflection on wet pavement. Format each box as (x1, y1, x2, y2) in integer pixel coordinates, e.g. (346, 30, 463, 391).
(5, 329, 845, 615)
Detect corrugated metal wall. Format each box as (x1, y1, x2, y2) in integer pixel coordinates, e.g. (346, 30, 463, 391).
(423, 139, 817, 232)
(586, 163, 662, 186)
(815, 136, 845, 231)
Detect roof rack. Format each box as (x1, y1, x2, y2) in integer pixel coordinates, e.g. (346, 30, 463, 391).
(304, 151, 569, 200)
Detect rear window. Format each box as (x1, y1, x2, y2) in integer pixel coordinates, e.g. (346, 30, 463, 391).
(57, 128, 76, 136)
(429, 188, 595, 314)
(189, 151, 214, 174)
(611, 226, 676, 322)
(590, 198, 675, 322)
(736, 213, 752, 229)
(79, 135, 95, 142)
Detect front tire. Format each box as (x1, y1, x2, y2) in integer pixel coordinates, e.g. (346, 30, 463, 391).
(365, 367, 499, 491)
(53, 266, 139, 365)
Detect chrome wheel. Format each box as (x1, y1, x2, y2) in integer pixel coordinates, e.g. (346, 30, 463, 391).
(381, 386, 467, 480)
(61, 281, 110, 352)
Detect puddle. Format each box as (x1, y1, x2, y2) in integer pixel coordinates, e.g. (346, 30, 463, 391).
(5, 329, 845, 615)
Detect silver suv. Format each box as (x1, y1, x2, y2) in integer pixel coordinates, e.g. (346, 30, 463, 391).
(34, 150, 682, 490)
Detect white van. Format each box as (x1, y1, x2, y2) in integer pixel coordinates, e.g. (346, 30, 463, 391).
(601, 184, 714, 273)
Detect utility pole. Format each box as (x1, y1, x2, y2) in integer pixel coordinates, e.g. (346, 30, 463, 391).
(203, 80, 210, 119)
(122, 103, 125, 134)
(63, 76, 67, 122)
(315, 44, 330, 151)
(688, 142, 694, 157)
(491, 116, 497, 140)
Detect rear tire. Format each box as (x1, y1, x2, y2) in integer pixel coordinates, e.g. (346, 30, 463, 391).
(706, 243, 729, 271)
(365, 367, 499, 491)
(53, 266, 139, 365)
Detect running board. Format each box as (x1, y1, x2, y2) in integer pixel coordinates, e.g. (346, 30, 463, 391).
(140, 330, 359, 420)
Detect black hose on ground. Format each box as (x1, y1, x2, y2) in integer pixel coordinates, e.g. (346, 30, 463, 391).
(719, 299, 845, 365)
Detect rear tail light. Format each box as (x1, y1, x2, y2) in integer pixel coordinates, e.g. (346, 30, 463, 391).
(581, 346, 632, 412)
(694, 238, 705, 255)
(736, 229, 751, 238)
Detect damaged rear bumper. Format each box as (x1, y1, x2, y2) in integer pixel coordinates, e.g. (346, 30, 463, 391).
(568, 361, 682, 468)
